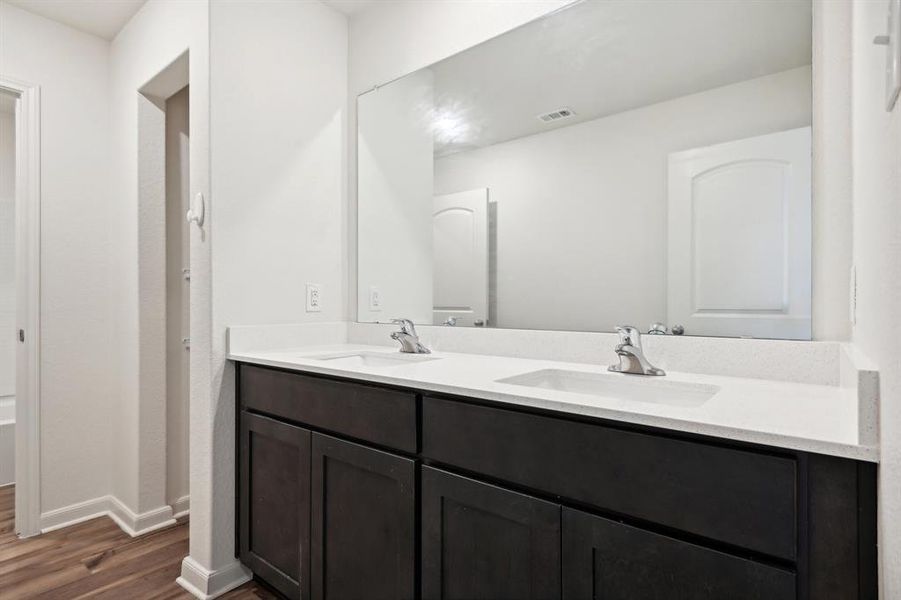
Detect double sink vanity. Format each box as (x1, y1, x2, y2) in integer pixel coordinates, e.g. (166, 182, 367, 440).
(233, 3, 872, 596)
(230, 324, 878, 600)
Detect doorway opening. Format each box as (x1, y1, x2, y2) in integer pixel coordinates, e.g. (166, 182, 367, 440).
(1, 76, 40, 538)
(0, 91, 16, 493)
(165, 85, 190, 517)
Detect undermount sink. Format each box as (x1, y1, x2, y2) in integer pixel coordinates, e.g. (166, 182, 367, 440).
(310, 351, 439, 369)
(497, 369, 719, 407)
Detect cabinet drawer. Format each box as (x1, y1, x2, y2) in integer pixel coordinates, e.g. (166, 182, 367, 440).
(563, 508, 796, 600)
(239, 365, 417, 453)
(422, 395, 797, 560)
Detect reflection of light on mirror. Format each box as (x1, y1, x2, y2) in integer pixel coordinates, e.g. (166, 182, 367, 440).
(428, 97, 484, 157)
(432, 111, 470, 144)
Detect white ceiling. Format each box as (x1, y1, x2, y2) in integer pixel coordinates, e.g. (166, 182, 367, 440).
(6, 0, 147, 40)
(321, 0, 377, 17)
(419, 0, 812, 156)
(7, 0, 368, 39)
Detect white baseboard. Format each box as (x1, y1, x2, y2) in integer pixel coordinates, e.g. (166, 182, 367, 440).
(108, 496, 177, 536)
(0, 417, 14, 486)
(40, 496, 111, 533)
(41, 495, 176, 537)
(171, 495, 190, 519)
(177, 556, 251, 600)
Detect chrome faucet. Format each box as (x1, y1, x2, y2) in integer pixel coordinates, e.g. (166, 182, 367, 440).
(608, 325, 665, 376)
(390, 318, 430, 354)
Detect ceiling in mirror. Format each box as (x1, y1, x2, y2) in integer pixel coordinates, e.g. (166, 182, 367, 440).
(429, 0, 811, 156)
(357, 0, 813, 340)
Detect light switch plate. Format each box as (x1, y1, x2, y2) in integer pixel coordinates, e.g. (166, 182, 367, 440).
(305, 283, 322, 312)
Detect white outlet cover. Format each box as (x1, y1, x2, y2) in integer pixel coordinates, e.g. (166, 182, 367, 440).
(369, 286, 382, 312)
(306, 283, 322, 312)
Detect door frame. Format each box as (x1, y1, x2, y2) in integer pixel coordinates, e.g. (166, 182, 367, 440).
(1, 76, 42, 538)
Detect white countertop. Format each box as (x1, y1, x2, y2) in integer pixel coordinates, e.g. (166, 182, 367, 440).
(229, 344, 878, 462)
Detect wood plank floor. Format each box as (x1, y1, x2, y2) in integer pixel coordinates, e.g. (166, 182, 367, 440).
(0, 485, 279, 599)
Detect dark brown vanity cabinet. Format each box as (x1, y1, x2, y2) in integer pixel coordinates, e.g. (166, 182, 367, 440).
(236, 363, 877, 600)
(421, 395, 798, 560)
(238, 367, 418, 600)
(421, 467, 561, 599)
(562, 508, 795, 600)
(311, 434, 416, 600)
(239, 412, 311, 600)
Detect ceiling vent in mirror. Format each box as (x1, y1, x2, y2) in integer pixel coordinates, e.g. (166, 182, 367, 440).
(537, 107, 576, 123)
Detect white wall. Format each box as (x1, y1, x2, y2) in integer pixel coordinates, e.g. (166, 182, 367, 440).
(2, 0, 345, 592)
(0, 2, 115, 513)
(204, 0, 347, 582)
(357, 70, 434, 323)
(435, 67, 811, 332)
(165, 86, 189, 510)
(108, 0, 210, 573)
(0, 97, 14, 400)
(849, 1, 901, 595)
(347, 0, 575, 321)
(211, 5, 346, 329)
(108, 0, 208, 539)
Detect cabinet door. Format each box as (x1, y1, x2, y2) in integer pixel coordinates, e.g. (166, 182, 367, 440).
(239, 412, 311, 600)
(562, 508, 795, 600)
(422, 466, 561, 600)
(311, 433, 416, 600)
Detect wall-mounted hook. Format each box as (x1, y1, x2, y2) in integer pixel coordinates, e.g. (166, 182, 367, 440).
(187, 192, 205, 227)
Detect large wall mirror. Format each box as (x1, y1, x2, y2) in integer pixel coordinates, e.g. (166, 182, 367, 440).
(357, 0, 812, 340)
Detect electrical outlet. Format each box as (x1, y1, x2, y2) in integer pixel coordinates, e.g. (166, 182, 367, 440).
(369, 286, 382, 312)
(306, 283, 322, 312)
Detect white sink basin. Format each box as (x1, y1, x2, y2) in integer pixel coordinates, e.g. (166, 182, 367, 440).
(310, 351, 439, 369)
(497, 369, 719, 407)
